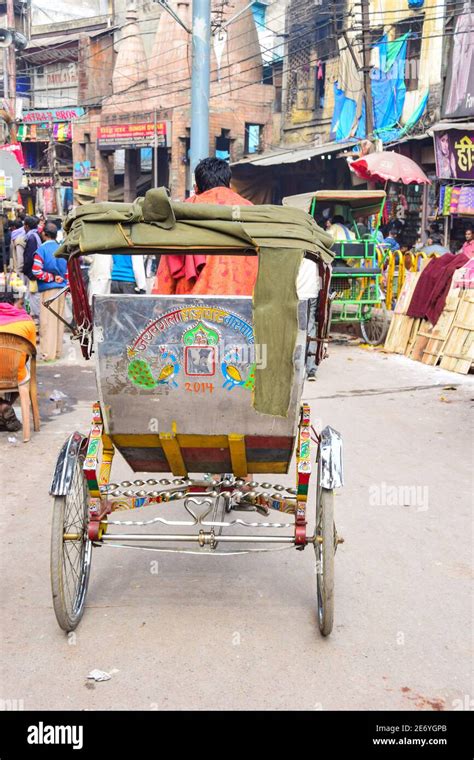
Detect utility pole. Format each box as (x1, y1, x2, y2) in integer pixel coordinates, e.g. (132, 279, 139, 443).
(153, 108, 158, 187)
(360, 0, 374, 139)
(189, 0, 211, 192)
(48, 121, 62, 215)
(6, 0, 16, 139)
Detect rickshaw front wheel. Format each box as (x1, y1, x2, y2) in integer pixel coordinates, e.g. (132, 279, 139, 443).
(315, 482, 335, 636)
(50, 452, 92, 632)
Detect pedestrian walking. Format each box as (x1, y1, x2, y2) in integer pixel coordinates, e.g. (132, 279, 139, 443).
(88, 254, 112, 304)
(110, 253, 146, 294)
(32, 222, 68, 361)
(22, 216, 42, 324)
(10, 219, 26, 276)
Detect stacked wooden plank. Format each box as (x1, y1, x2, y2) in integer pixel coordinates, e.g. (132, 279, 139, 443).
(407, 288, 459, 365)
(384, 273, 474, 374)
(384, 272, 420, 354)
(439, 291, 474, 374)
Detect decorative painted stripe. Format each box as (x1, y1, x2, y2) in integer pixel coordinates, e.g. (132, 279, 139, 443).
(181, 448, 230, 463)
(246, 448, 292, 463)
(111, 433, 295, 452)
(248, 462, 289, 474)
(244, 436, 294, 449)
(113, 452, 289, 475)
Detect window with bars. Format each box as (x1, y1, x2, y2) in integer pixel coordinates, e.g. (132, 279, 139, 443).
(245, 124, 263, 154)
(395, 15, 424, 92)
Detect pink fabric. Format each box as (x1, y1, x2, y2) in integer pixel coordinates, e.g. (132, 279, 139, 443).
(460, 239, 474, 259)
(167, 251, 207, 282)
(0, 303, 32, 326)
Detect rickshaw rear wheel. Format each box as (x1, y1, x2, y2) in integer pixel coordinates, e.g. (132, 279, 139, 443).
(315, 484, 335, 636)
(360, 302, 390, 346)
(50, 452, 92, 632)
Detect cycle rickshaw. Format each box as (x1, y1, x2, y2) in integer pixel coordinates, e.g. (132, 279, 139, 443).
(47, 190, 344, 636)
(284, 189, 390, 345)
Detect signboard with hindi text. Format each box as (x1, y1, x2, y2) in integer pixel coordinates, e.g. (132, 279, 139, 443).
(434, 130, 474, 181)
(22, 108, 85, 123)
(97, 121, 171, 150)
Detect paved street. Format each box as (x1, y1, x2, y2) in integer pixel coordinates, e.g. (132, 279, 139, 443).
(0, 341, 472, 711)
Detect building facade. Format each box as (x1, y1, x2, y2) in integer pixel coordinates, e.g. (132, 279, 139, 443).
(13, 0, 114, 214)
(73, 0, 276, 203)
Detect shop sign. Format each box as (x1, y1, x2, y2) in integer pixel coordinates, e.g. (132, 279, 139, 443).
(74, 169, 99, 197)
(97, 121, 170, 150)
(434, 130, 474, 180)
(33, 63, 78, 91)
(74, 161, 91, 180)
(21, 108, 85, 123)
(442, 9, 474, 119)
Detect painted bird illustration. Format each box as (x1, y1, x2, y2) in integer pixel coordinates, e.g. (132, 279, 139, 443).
(157, 363, 175, 383)
(127, 351, 180, 389)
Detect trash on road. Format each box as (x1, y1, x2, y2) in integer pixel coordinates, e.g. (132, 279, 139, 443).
(86, 669, 112, 682)
(7, 436, 17, 444)
(49, 389, 68, 413)
(49, 389, 68, 402)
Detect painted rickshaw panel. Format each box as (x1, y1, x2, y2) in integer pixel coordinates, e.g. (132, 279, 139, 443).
(93, 295, 308, 473)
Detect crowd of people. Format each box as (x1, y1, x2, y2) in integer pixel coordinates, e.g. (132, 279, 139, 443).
(1, 211, 67, 362)
(314, 209, 474, 261)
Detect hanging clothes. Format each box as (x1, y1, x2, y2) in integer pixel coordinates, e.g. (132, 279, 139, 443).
(438, 186, 446, 215)
(449, 187, 461, 215)
(458, 186, 474, 215)
(43, 187, 55, 215)
(442, 186, 453, 215)
(63, 187, 73, 212)
(371, 35, 408, 140)
(337, 33, 364, 136)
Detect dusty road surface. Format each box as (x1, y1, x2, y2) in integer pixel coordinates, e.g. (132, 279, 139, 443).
(1, 342, 472, 711)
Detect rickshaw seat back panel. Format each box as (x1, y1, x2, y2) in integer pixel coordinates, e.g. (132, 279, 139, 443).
(93, 295, 308, 475)
(331, 241, 377, 258)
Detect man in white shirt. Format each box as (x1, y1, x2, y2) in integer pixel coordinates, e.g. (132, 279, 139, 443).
(297, 257, 321, 381)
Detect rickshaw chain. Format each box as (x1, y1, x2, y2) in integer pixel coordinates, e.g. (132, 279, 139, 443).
(101, 479, 297, 496)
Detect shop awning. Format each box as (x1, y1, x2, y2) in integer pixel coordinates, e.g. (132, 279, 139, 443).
(386, 131, 430, 146)
(429, 121, 474, 132)
(231, 139, 359, 168)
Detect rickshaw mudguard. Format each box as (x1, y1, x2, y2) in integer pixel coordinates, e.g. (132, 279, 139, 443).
(50, 431, 88, 496)
(319, 426, 344, 489)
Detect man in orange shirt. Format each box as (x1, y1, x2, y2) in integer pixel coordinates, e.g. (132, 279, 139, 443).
(0, 298, 36, 431)
(153, 157, 258, 296)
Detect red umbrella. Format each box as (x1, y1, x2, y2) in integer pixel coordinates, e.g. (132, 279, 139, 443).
(349, 151, 431, 185)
